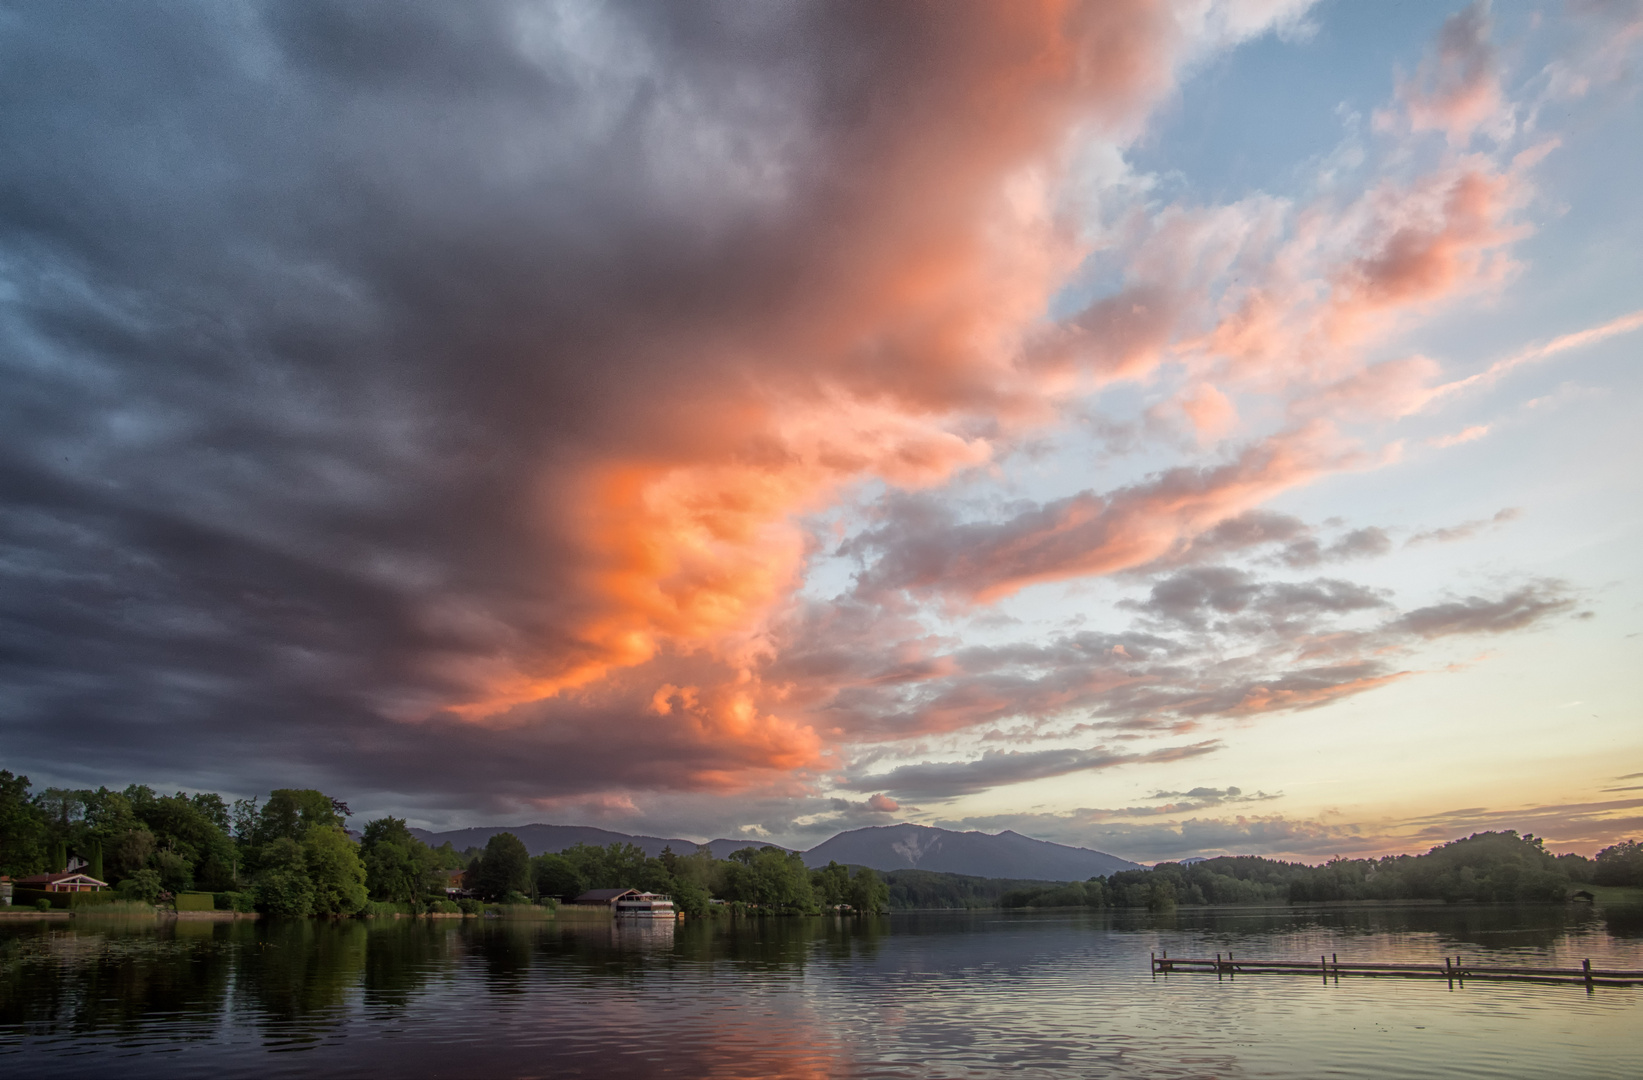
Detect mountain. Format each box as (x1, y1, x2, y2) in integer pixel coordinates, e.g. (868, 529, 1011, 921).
(408, 823, 785, 859)
(801, 823, 1139, 880)
(412, 823, 688, 857)
(410, 820, 1134, 881)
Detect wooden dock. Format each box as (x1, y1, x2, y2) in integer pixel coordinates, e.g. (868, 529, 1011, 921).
(1150, 950, 1643, 988)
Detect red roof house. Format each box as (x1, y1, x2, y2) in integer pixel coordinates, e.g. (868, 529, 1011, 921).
(15, 870, 108, 893)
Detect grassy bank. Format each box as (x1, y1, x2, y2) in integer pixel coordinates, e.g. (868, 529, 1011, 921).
(1576, 884, 1643, 905)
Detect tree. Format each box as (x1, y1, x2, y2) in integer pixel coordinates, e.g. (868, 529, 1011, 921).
(671, 879, 711, 917)
(304, 826, 368, 915)
(116, 868, 163, 904)
(559, 841, 662, 891)
(255, 789, 344, 845)
(113, 828, 157, 880)
(35, 787, 85, 836)
(475, 833, 531, 901)
(254, 837, 315, 917)
(191, 792, 231, 832)
(360, 817, 441, 904)
(812, 861, 850, 907)
(846, 867, 889, 914)
(1593, 840, 1643, 887)
(722, 847, 817, 913)
(153, 849, 194, 892)
(0, 771, 47, 877)
(532, 853, 587, 901)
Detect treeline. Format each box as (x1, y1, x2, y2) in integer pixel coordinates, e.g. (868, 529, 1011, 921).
(0, 770, 475, 916)
(0, 770, 889, 917)
(6, 770, 1633, 917)
(526, 840, 889, 915)
(991, 832, 1642, 911)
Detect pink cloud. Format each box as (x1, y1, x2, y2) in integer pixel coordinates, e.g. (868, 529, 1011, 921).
(1392, 2, 1508, 146)
(1428, 424, 1490, 447)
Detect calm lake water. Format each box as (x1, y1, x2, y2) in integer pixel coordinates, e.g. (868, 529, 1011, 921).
(2, 905, 1639, 1078)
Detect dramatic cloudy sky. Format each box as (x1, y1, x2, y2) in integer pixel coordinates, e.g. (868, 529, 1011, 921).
(3, 0, 1640, 861)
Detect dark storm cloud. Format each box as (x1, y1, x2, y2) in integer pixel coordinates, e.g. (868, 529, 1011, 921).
(1274, 526, 1393, 567)
(1119, 566, 1390, 630)
(0, 2, 1598, 834)
(10, 0, 1277, 818)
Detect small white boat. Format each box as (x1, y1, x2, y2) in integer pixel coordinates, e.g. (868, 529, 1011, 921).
(614, 892, 676, 919)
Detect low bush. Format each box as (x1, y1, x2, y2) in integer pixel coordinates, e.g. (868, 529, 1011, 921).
(360, 900, 407, 918)
(495, 903, 554, 920)
(457, 898, 482, 916)
(68, 891, 122, 909)
(213, 891, 256, 912)
(429, 900, 461, 914)
(13, 889, 67, 909)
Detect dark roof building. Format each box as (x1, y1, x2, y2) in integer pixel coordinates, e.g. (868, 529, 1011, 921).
(572, 888, 639, 906)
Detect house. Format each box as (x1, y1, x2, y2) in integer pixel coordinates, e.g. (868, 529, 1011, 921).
(16, 870, 108, 893)
(571, 888, 639, 906)
(444, 869, 475, 898)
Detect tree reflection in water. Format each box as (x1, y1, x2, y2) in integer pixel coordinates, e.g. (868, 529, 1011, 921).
(0, 907, 1636, 1078)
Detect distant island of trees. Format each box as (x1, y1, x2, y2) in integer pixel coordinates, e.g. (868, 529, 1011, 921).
(3, 769, 1639, 918)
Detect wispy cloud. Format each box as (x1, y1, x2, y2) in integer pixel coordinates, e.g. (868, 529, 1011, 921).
(1408, 507, 1522, 545)
(843, 741, 1221, 801)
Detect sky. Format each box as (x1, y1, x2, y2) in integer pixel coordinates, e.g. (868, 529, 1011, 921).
(1, 0, 1640, 863)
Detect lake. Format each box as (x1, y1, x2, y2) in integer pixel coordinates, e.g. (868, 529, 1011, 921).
(2, 905, 1638, 1078)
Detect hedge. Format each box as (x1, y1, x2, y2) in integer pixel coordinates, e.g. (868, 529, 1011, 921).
(175, 891, 215, 912)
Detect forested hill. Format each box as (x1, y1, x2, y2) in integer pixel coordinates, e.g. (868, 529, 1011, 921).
(805, 823, 1139, 879)
(910, 831, 1641, 910)
(409, 824, 784, 861)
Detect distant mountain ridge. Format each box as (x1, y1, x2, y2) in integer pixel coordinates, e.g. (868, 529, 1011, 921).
(802, 823, 1139, 879)
(407, 823, 779, 861)
(411, 821, 1137, 880)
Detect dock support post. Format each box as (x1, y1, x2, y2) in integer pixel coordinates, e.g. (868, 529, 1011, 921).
(1584, 959, 1593, 991)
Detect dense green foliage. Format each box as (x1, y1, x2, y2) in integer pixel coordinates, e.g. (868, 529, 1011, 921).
(0, 772, 384, 918)
(972, 832, 1588, 910)
(358, 816, 456, 906)
(0, 770, 48, 876)
(526, 842, 888, 915)
(881, 869, 1070, 910)
(473, 832, 532, 901)
(1586, 840, 1643, 887)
